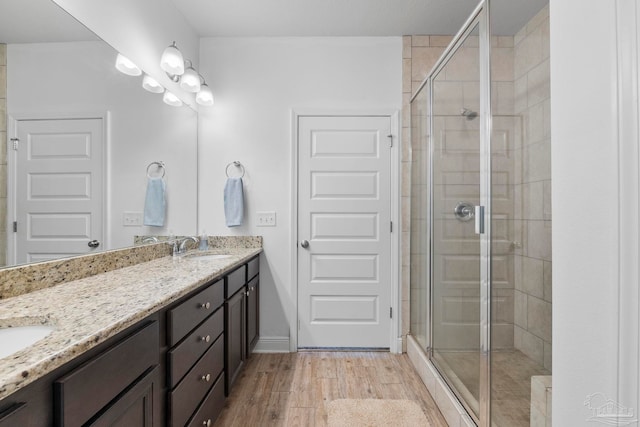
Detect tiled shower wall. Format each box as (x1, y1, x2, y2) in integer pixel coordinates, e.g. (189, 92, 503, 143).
(512, 5, 552, 371)
(0, 44, 6, 266)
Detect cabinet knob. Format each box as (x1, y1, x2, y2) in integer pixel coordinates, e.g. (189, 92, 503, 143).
(203, 420, 212, 427)
(200, 335, 211, 343)
(201, 373, 211, 382)
(200, 302, 211, 309)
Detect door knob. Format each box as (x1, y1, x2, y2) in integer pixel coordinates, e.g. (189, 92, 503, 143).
(87, 240, 100, 248)
(300, 240, 309, 249)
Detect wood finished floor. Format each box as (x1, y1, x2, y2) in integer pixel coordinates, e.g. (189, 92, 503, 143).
(213, 352, 449, 427)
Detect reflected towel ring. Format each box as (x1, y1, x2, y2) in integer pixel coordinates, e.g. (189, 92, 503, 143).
(147, 161, 166, 178)
(225, 161, 245, 178)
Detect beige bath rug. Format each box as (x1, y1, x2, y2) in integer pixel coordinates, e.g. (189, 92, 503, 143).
(326, 399, 430, 427)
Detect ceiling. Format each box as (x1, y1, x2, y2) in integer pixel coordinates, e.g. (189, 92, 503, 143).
(171, 0, 548, 37)
(0, 0, 548, 43)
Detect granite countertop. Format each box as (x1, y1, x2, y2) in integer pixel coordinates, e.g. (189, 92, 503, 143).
(0, 247, 262, 400)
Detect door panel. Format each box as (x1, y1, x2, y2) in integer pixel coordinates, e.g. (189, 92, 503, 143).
(298, 115, 391, 348)
(14, 118, 103, 264)
(430, 24, 482, 419)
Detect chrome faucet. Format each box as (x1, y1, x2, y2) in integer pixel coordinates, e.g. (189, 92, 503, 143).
(178, 236, 199, 254)
(141, 236, 159, 244)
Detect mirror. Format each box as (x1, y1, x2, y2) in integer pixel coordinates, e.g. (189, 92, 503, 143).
(0, 0, 198, 266)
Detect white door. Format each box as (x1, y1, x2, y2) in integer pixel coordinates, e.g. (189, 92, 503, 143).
(297, 115, 392, 348)
(13, 118, 104, 264)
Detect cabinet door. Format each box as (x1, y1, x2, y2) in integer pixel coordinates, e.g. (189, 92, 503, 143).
(88, 366, 158, 427)
(225, 287, 246, 395)
(246, 276, 259, 356)
(0, 403, 28, 427)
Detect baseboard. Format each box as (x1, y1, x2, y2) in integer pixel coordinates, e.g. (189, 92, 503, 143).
(253, 336, 290, 353)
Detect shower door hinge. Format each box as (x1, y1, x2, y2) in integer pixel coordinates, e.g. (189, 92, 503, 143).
(12, 221, 17, 232)
(387, 134, 393, 147)
(10, 138, 19, 151)
(389, 307, 393, 319)
(390, 221, 393, 233)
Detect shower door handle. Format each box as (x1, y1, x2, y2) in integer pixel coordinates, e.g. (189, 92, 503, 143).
(474, 206, 485, 234)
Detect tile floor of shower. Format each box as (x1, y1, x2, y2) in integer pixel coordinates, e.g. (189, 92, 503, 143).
(433, 349, 550, 426)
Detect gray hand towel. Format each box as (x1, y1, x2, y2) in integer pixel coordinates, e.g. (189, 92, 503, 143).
(224, 177, 244, 227)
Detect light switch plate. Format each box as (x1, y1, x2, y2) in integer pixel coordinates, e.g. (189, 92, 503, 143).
(123, 211, 143, 226)
(257, 211, 276, 227)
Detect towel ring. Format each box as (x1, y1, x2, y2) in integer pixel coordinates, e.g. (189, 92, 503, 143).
(147, 161, 166, 178)
(225, 161, 245, 178)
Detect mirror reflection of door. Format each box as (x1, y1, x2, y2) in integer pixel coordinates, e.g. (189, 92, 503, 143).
(11, 117, 104, 264)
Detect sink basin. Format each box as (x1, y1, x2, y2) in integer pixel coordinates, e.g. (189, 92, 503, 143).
(184, 253, 232, 261)
(0, 325, 56, 359)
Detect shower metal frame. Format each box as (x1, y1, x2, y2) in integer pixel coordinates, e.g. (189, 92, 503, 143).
(410, 1, 493, 425)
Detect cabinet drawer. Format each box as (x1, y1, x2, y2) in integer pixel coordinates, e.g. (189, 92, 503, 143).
(225, 265, 246, 298)
(186, 372, 225, 427)
(168, 307, 224, 388)
(169, 334, 224, 427)
(168, 279, 224, 346)
(54, 321, 159, 427)
(247, 256, 259, 281)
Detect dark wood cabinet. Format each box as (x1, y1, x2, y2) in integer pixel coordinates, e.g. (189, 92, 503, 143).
(225, 285, 246, 395)
(54, 321, 159, 427)
(0, 254, 260, 427)
(246, 275, 259, 355)
(0, 402, 28, 427)
(167, 278, 226, 427)
(88, 366, 158, 427)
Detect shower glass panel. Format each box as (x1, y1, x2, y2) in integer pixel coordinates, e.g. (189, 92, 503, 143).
(410, 86, 430, 350)
(430, 23, 482, 420)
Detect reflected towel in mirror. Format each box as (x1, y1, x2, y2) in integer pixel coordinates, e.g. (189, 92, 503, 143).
(224, 177, 244, 227)
(143, 177, 166, 226)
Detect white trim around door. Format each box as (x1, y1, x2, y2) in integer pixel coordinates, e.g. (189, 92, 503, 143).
(289, 108, 400, 353)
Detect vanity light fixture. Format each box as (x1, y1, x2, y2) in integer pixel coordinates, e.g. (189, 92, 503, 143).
(160, 41, 184, 77)
(115, 53, 142, 76)
(196, 83, 214, 106)
(163, 91, 183, 107)
(142, 74, 164, 93)
(180, 61, 201, 93)
(159, 41, 215, 107)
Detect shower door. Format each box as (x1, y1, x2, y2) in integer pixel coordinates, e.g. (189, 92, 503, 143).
(430, 21, 484, 421)
(426, 2, 495, 421)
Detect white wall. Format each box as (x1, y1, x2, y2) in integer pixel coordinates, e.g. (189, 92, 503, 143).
(197, 37, 402, 345)
(551, 0, 640, 424)
(7, 41, 198, 251)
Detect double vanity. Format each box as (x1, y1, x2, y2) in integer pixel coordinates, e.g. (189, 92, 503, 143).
(0, 237, 262, 426)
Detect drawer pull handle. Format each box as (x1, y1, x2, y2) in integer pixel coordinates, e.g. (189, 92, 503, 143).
(200, 335, 211, 343)
(200, 302, 211, 309)
(203, 420, 212, 427)
(201, 373, 211, 382)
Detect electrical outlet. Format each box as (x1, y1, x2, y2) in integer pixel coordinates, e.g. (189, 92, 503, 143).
(256, 211, 276, 227)
(123, 211, 143, 226)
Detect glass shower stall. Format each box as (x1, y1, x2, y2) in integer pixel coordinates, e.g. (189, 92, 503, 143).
(409, 1, 551, 426)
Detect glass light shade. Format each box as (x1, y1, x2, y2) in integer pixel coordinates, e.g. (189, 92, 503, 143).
(160, 42, 184, 76)
(180, 67, 201, 93)
(163, 91, 183, 107)
(196, 84, 214, 106)
(115, 53, 141, 76)
(142, 75, 164, 93)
